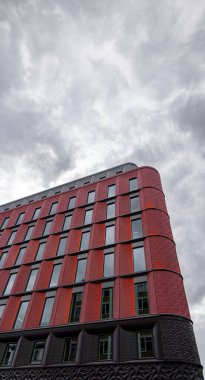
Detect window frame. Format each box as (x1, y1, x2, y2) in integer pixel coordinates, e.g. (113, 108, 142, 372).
(1, 342, 17, 366)
(15, 212, 25, 225)
(68, 196, 76, 210)
(101, 287, 113, 319)
(137, 331, 154, 359)
(40, 296, 55, 327)
(3, 272, 17, 295)
(135, 281, 149, 315)
(107, 185, 116, 198)
(25, 268, 39, 292)
(0, 217, 10, 230)
(98, 335, 112, 361)
(87, 191, 95, 204)
(63, 337, 78, 363)
(13, 300, 29, 330)
(31, 340, 46, 364)
(69, 292, 83, 323)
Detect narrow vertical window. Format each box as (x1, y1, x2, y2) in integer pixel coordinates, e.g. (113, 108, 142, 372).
(15, 246, 27, 266)
(132, 219, 143, 240)
(84, 209, 93, 225)
(69, 293, 82, 322)
(7, 230, 18, 245)
(31, 341, 45, 364)
(103, 253, 114, 277)
(56, 236, 67, 256)
(0, 304, 6, 319)
(105, 225, 115, 245)
(63, 338, 78, 362)
(3, 273, 17, 295)
(99, 335, 112, 360)
(62, 215, 72, 231)
(75, 259, 87, 282)
(68, 197, 76, 210)
(25, 269, 38, 291)
(87, 191, 95, 204)
(13, 301, 29, 330)
(129, 178, 138, 191)
(32, 208, 41, 220)
(49, 202, 58, 215)
(133, 246, 146, 272)
(2, 343, 17, 366)
(35, 241, 46, 261)
(101, 288, 113, 319)
(49, 264, 62, 287)
(40, 297, 55, 326)
(80, 231, 90, 251)
(130, 196, 140, 213)
(1, 217, 10, 230)
(16, 212, 25, 225)
(135, 282, 149, 315)
(24, 225, 35, 241)
(108, 185, 115, 198)
(106, 203, 115, 219)
(0, 250, 9, 269)
(138, 331, 154, 358)
(43, 220, 53, 236)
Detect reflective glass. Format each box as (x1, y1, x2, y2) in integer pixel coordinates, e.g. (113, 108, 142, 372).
(103, 253, 114, 277)
(75, 259, 86, 282)
(40, 297, 55, 326)
(13, 301, 29, 329)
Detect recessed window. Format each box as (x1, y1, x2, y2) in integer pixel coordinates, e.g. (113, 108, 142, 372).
(3, 273, 17, 295)
(101, 288, 113, 319)
(106, 203, 115, 219)
(0, 303, 6, 319)
(62, 215, 72, 231)
(0, 250, 9, 269)
(108, 185, 115, 198)
(103, 253, 114, 277)
(24, 225, 35, 241)
(16, 212, 25, 225)
(98, 335, 112, 361)
(32, 208, 41, 220)
(105, 225, 115, 245)
(130, 196, 140, 213)
(135, 282, 149, 315)
(7, 230, 18, 246)
(133, 246, 146, 272)
(56, 236, 67, 256)
(1, 343, 17, 366)
(69, 292, 82, 323)
(63, 337, 78, 362)
(31, 341, 45, 364)
(25, 269, 38, 291)
(15, 246, 27, 266)
(13, 300, 29, 330)
(35, 241, 46, 261)
(68, 197, 76, 210)
(0, 217, 10, 230)
(138, 331, 154, 358)
(84, 209, 93, 225)
(43, 220, 53, 236)
(40, 296, 55, 326)
(87, 191, 95, 204)
(131, 219, 143, 240)
(80, 231, 90, 251)
(129, 178, 138, 191)
(49, 264, 62, 287)
(75, 259, 87, 282)
(49, 202, 58, 215)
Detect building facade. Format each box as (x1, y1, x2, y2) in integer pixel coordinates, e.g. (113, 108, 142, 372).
(0, 163, 203, 379)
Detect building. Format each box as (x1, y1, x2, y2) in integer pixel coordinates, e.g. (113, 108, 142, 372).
(0, 163, 203, 379)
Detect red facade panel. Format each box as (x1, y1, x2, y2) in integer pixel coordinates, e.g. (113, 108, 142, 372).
(0, 296, 21, 331)
(142, 187, 168, 214)
(13, 266, 31, 293)
(51, 287, 72, 326)
(81, 283, 102, 322)
(147, 236, 181, 273)
(61, 255, 77, 285)
(35, 261, 53, 290)
(87, 250, 104, 281)
(118, 278, 136, 319)
(142, 209, 173, 240)
(24, 292, 46, 329)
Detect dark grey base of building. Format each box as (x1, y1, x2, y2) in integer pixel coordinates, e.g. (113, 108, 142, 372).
(0, 362, 203, 380)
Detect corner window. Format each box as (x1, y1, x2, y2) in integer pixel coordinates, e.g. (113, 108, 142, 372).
(43, 220, 53, 236)
(31, 341, 45, 364)
(68, 197, 76, 210)
(105, 225, 115, 245)
(75, 259, 86, 282)
(138, 331, 154, 358)
(56, 236, 67, 256)
(25, 269, 38, 291)
(69, 292, 82, 322)
(49, 264, 62, 287)
(63, 337, 78, 362)
(87, 191, 95, 204)
(13, 300, 29, 330)
(62, 215, 72, 231)
(103, 253, 114, 277)
(3, 273, 17, 295)
(106, 203, 115, 219)
(40, 296, 55, 326)
(15, 246, 27, 266)
(107, 185, 115, 198)
(1, 343, 17, 366)
(49, 202, 58, 215)
(24, 225, 35, 241)
(16, 212, 25, 225)
(133, 246, 146, 272)
(7, 230, 18, 246)
(129, 178, 138, 191)
(0, 217, 10, 230)
(32, 207, 41, 220)
(80, 231, 90, 251)
(101, 288, 113, 319)
(131, 219, 143, 240)
(135, 282, 149, 315)
(84, 209, 93, 225)
(35, 241, 46, 261)
(98, 335, 112, 361)
(130, 196, 140, 213)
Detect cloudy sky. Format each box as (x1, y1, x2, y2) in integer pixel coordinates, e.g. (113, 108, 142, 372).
(0, 0, 205, 368)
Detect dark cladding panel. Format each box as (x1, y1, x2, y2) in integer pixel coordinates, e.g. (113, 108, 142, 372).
(120, 328, 138, 361)
(14, 337, 35, 367)
(81, 331, 99, 363)
(46, 334, 64, 365)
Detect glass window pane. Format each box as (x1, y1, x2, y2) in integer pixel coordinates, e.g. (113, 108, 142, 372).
(4, 273, 17, 295)
(69, 293, 82, 322)
(7, 230, 17, 245)
(75, 259, 86, 282)
(108, 185, 115, 198)
(1, 217, 9, 230)
(16, 213, 25, 225)
(80, 231, 90, 251)
(63, 215, 72, 231)
(99, 335, 112, 360)
(50, 264, 61, 287)
(105, 225, 115, 245)
(101, 288, 113, 319)
(0, 304, 6, 319)
(13, 301, 29, 329)
(26, 269, 38, 291)
(50, 202, 58, 215)
(132, 219, 143, 239)
(63, 338, 78, 362)
(68, 197, 76, 210)
(130, 196, 140, 212)
(0, 250, 8, 269)
(15, 247, 27, 266)
(35, 242, 46, 261)
(84, 209, 93, 225)
(24, 225, 35, 241)
(32, 208, 41, 220)
(135, 282, 149, 315)
(107, 203, 115, 219)
(31, 341, 45, 363)
(40, 297, 55, 326)
(56, 237, 67, 256)
(43, 220, 53, 236)
(103, 253, 114, 277)
(139, 332, 154, 358)
(133, 247, 146, 272)
(129, 178, 138, 191)
(87, 191, 95, 204)
(2, 343, 17, 366)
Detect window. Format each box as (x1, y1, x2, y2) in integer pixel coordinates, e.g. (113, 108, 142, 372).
(32, 208, 41, 220)
(56, 236, 67, 256)
(68, 197, 76, 210)
(7, 230, 18, 246)
(87, 191, 95, 204)
(103, 253, 114, 277)
(43, 220, 53, 236)
(0, 303, 6, 319)
(49, 264, 61, 287)
(1, 217, 10, 230)
(135, 282, 149, 315)
(40, 296, 55, 326)
(84, 209, 93, 225)
(99, 335, 112, 361)
(24, 225, 35, 241)
(62, 215, 72, 231)
(1, 343, 17, 366)
(106, 203, 115, 219)
(16, 212, 25, 225)
(133, 246, 146, 272)
(108, 185, 115, 198)
(63, 337, 78, 362)
(130, 196, 140, 213)
(75, 259, 86, 282)
(132, 219, 143, 240)
(49, 202, 58, 215)
(13, 300, 29, 329)
(25, 269, 38, 291)
(15, 246, 27, 266)
(138, 331, 154, 358)
(105, 225, 115, 245)
(35, 241, 46, 261)
(80, 231, 90, 251)
(0, 250, 9, 269)
(129, 178, 138, 191)
(31, 341, 45, 364)
(3, 273, 17, 295)
(69, 292, 82, 322)
(101, 288, 113, 319)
